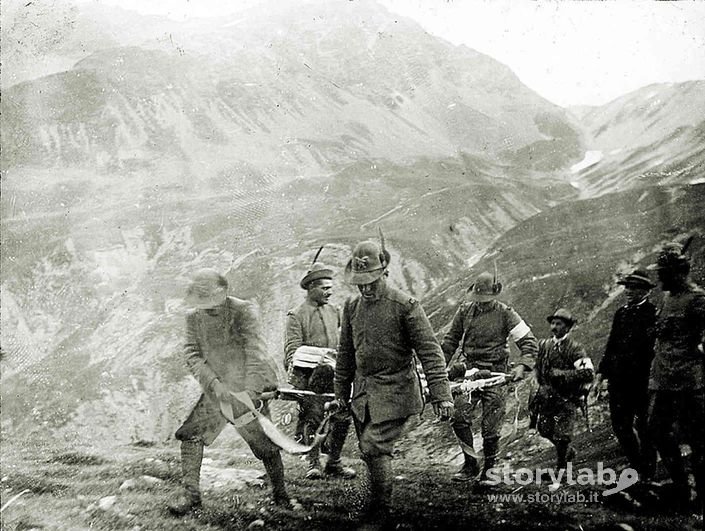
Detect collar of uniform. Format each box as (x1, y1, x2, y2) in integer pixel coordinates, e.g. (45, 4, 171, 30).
(470, 300, 497, 315)
(304, 298, 326, 309)
(361, 281, 388, 302)
(551, 333, 570, 346)
(201, 298, 230, 316)
(625, 296, 648, 309)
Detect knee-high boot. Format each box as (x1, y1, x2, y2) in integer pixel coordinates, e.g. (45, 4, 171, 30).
(262, 451, 290, 504)
(364, 454, 393, 518)
(478, 436, 500, 482)
(169, 439, 204, 516)
(452, 425, 479, 482)
(555, 440, 576, 470)
(324, 417, 356, 478)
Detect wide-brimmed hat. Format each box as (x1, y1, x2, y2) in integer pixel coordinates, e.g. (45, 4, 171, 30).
(617, 268, 655, 289)
(344, 240, 391, 285)
(467, 272, 502, 302)
(647, 242, 690, 271)
(185, 268, 228, 309)
(547, 308, 577, 326)
(300, 263, 334, 289)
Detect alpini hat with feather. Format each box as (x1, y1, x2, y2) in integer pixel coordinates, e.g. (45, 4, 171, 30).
(344, 228, 391, 285)
(300, 246, 334, 289)
(468, 271, 502, 303)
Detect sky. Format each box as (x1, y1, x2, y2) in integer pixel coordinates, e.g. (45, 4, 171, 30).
(35, 0, 705, 106)
(379, 0, 705, 107)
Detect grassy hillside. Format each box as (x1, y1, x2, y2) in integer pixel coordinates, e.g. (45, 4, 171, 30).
(426, 184, 705, 367)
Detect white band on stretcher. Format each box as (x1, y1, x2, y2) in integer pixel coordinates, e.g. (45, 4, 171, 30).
(509, 320, 531, 342)
(291, 345, 336, 369)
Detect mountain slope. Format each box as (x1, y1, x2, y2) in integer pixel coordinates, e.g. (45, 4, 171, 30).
(1, 0, 583, 180)
(425, 184, 705, 364)
(0, 149, 578, 443)
(568, 81, 705, 196)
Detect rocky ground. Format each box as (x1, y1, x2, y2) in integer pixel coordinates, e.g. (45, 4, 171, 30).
(1, 401, 702, 531)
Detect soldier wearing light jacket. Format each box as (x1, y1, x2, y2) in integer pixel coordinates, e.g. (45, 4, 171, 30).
(284, 261, 355, 481)
(532, 309, 594, 470)
(334, 239, 454, 520)
(442, 271, 538, 483)
(169, 269, 299, 515)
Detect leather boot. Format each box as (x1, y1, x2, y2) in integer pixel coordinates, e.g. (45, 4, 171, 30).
(305, 446, 323, 480)
(168, 440, 203, 516)
(324, 458, 356, 479)
(555, 441, 576, 470)
(452, 424, 478, 482)
(452, 452, 480, 482)
(262, 452, 290, 503)
(324, 416, 355, 479)
(364, 455, 393, 520)
(478, 437, 500, 484)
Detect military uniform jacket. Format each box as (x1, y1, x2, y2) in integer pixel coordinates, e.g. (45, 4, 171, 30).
(334, 283, 452, 423)
(649, 283, 705, 391)
(536, 336, 594, 403)
(184, 296, 277, 396)
(599, 299, 656, 393)
(441, 300, 537, 372)
(284, 300, 340, 370)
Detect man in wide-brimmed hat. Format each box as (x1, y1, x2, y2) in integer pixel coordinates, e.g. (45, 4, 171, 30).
(442, 271, 538, 483)
(333, 238, 454, 520)
(646, 242, 705, 511)
(593, 269, 657, 479)
(532, 308, 594, 471)
(169, 268, 299, 515)
(284, 258, 355, 481)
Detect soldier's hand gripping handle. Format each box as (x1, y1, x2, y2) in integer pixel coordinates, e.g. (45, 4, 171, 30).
(510, 365, 527, 382)
(589, 374, 607, 402)
(210, 379, 230, 401)
(324, 399, 349, 413)
(432, 400, 455, 421)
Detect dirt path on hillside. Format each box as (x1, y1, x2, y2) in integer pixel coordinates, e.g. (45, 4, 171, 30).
(1, 419, 703, 531)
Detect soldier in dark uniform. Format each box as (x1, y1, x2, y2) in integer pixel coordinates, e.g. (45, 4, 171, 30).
(442, 272, 538, 482)
(533, 309, 595, 470)
(334, 239, 454, 519)
(169, 269, 299, 515)
(647, 243, 705, 510)
(284, 261, 355, 480)
(593, 269, 657, 479)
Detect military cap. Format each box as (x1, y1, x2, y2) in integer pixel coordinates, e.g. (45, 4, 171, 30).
(300, 262, 334, 289)
(547, 308, 577, 326)
(617, 269, 655, 288)
(185, 268, 228, 309)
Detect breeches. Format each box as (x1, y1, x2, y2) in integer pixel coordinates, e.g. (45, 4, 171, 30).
(648, 389, 704, 465)
(352, 407, 410, 458)
(536, 400, 578, 444)
(175, 393, 279, 460)
(451, 385, 507, 442)
(291, 365, 333, 434)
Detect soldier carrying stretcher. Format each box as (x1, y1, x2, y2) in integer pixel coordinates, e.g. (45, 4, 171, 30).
(442, 271, 538, 483)
(284, 252, 355, 480)
(169, 269, 301, 516)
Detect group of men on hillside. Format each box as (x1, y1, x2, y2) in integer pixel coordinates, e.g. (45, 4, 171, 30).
(167, 236, 704, 521)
